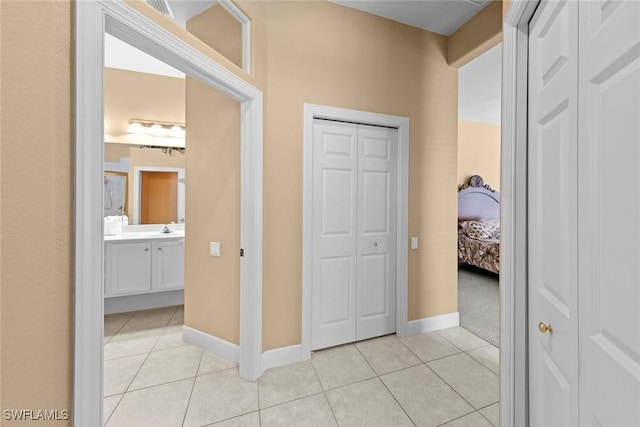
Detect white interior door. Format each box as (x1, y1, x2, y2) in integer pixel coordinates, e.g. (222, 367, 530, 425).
(356, 124, 397, 341)
(528, 1, 580, 425)
(312, 120, 358, 350)
(311, 119, 397, 350)
(578, 1, 640, 424)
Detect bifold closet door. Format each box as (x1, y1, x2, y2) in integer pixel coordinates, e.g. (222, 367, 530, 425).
(578, 0, 640, 425)
(311, 119, 397, 350)
(528, 1, 580, 425)
(311, 120, 359, 350)
(528, 0, 640, 425)
(356, 124, 397, 341)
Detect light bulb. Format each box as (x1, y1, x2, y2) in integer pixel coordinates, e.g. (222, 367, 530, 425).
(127, 121, 144, 134)
(169, 125, 185, 138)
(149, 124, 165, 137)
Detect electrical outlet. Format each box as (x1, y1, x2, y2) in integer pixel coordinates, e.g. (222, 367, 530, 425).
(411, 237, 418, 250)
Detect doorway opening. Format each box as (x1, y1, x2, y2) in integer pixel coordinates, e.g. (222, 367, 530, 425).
(132, 167, 186, 225)
(74, 2, 263, 424)
(140, 171, 177, 224)
(456, 43, 502, 350)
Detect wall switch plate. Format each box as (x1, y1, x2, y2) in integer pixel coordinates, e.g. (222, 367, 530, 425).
(210, 242, 221, 257)
(411, 237, 419, 250)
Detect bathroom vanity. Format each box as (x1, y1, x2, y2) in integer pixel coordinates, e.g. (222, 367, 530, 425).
(104, 228, 184, 313)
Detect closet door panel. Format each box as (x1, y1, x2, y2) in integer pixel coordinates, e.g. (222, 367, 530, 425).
(311, 120, 358, 350)
(356, 124, 397, 341)
(527, 1, 580, 425)
(578, 1, 640, 425)
(311, 120, 398, 349)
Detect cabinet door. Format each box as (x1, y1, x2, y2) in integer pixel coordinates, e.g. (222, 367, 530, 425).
(107, 242, 152, 296)
(153, 239, 185, 291)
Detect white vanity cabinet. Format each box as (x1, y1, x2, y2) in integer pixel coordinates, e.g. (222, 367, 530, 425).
(104, 235, 184, 297)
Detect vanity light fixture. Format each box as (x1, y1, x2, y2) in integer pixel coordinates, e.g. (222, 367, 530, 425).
(127, 119, 186, 138)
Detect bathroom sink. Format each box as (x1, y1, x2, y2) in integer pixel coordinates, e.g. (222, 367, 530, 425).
(104, 230, 185, 241)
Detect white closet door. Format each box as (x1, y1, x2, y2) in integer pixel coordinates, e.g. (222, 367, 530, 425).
(312, 120, 358, 350)
(578, 1, 640, 425)
(356, 124, 397, 341)
(311, 120, 397, 350)
(528, 1, 580, 425)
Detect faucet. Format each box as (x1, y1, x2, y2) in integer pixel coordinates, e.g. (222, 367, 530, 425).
(161, 224, 173, 234)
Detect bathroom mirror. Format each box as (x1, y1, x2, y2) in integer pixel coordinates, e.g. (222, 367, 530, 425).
(104, 141, 186, 225)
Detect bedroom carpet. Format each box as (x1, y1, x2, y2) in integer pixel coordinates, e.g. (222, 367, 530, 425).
(458, 264, 500, 347)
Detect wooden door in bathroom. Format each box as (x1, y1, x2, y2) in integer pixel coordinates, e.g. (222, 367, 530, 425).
(141, 171, 178, 224)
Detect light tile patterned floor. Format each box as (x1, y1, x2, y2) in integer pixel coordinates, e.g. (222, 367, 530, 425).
(104, 306, 500, 427)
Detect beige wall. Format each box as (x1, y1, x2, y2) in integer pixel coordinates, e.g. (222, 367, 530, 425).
(458, 121, 501, 191)
(448, 0, 503, 68)
(187, 1, 459, 351)
(105, 143, 132, 163)
(188, 4, 243, 69)
(183, 78, 241, 344)
(1, 0, 73, 422)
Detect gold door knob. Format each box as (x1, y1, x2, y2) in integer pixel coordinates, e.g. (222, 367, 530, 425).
(538, 322, 553, 334)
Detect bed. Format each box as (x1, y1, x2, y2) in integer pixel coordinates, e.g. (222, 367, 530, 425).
(458, 175, 500, 274)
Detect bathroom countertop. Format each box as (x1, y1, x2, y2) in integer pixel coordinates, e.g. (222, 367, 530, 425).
(104, 230, 185, 242)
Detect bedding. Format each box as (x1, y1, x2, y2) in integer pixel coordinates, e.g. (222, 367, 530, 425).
(457, 175, 500, 273)
(458, 220, 500, 274)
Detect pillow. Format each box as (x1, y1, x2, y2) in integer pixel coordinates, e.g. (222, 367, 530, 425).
(459, 220, 499, 240)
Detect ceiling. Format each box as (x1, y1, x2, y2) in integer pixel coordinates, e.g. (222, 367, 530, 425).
(148, 0, 491, 36)
(333, 0, 492, 36)
(105, 34, 185, 79)
(162, 0, 216, 27)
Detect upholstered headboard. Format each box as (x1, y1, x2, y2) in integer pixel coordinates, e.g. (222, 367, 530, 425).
(458, 175, 500, 221)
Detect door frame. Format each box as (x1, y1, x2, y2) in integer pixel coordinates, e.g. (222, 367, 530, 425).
(132, 166, 186, 225)
(75, 1, 264, 424)
(502, 0, 541, 425)
(301, 104, 409, 358)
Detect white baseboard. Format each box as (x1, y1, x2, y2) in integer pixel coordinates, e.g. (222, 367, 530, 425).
(261, 345, 307, 371)
(405, 312, 460, 336)
(183, 326, 239, 363)
(104, 290, 183, 314)
(183, 316, 458, 378)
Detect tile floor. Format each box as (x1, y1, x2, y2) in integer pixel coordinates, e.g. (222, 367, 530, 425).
(104, 306, 500, 427)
